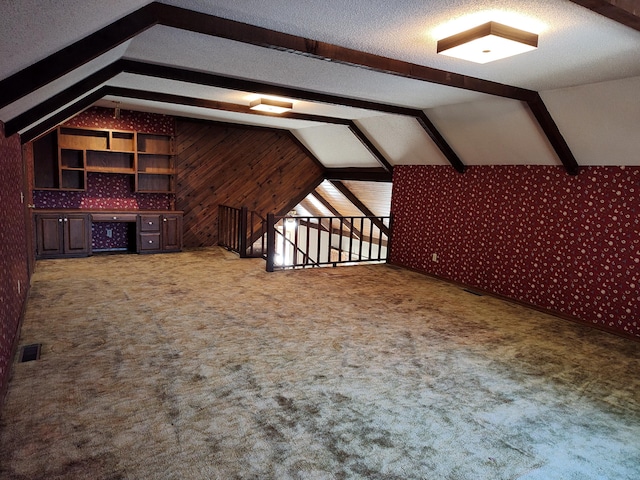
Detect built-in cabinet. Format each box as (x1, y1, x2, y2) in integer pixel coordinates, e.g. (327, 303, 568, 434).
(34, 213, 91, 258)
(137, 213, 183, 253)
(33, 126, 175, 193)
(34, 210, 183, 259)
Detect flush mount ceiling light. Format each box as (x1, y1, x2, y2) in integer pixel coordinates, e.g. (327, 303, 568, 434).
(437, 21, 538, 64)
(249, 98, 293, 114)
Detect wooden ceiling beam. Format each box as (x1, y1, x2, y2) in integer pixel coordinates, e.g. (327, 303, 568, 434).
(348, 122, 394, 173)
(528, 94, 580, 175)
(568, 0, 640, 32)
(153, 3, 536, 102)
(2, 3, 578, 174)
(309, 191, 362, 239)
(324, 168, 392, 182)
(415, 112, 466, 173)
(0, 5, 158, 110)
(330, 180, 390, 236)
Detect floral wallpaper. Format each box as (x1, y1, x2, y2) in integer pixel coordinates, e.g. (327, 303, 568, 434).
(33, 173, 171, 210)
(391, 165, 640, 339)
(65, 106, 175, 135)
(0, 123, 30, 395)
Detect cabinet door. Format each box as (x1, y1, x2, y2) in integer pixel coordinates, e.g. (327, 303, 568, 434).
(162, 215, 182, 251)
(64, 215, 91, 255)
(36, 215, 64, 257)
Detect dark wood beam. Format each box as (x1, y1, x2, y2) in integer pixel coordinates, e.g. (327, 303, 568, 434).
(349, 122, 393, 172)
(105, 87, 352, 125)
(330, 180, 390, 236)
(121, 60, 414, 117)
(2, 3, 579, 174)
(0, 5, 158, 110)
(286, 132, 326, 173)
(324, 168, 392, 182)
(274, 173, 325, 219)
(415, 112, 466, 173)
(528, 94, 580, 175)
(153, 3, 537, 102)
(5, 62, 124, 137)
(309, 192, 362, 239)
(20, 88, 109, 143)
(568, 0, 640, 32)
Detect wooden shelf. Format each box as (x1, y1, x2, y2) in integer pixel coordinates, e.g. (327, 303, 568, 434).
(86, 166, 135, 174)
(33, 126, 176, 193)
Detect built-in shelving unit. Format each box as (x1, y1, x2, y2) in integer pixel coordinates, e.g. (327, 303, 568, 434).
(32, 126, 175, 193)
(137, 133, 175, 193)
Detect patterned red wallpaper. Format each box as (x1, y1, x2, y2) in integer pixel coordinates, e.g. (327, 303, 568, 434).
(65, 106, 175, 135)
(391, 165, 639, 339)
(0, 123, 30, 396)
(33, 173, 171, 210)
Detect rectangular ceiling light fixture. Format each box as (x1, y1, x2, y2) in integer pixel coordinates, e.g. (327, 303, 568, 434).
(437, 21, 538, 64)
(249, 98, 293, 114)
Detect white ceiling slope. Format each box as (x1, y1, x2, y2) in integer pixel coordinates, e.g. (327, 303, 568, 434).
(1, 0, 639, 168)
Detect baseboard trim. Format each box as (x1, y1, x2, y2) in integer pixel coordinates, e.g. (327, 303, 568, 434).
(0, 280, 31, 410)
(388, 261, 640, 344)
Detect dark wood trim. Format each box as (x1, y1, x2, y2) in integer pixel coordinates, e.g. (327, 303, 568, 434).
(286, 132, 326, 172)
(274, 173, 325, 218)
(437, 22, 537, 53)
(391, 261, 640, 343)
(3, 4, 579, 174)
(568, 0, 640, 32)
(106, 87, 352, 125)
(330, 180, 390, 236)
(527, 94, 580, 175)
(120, 60, 417, 116)
(153, 3, 537, 102)
(324, 168, 392, 182)
(20, 88, 108, 144)
(0, 281, 30, 409)
(5, 62, 124, 137)
(0, 5, 158, 110)
(309, 192, 362, 239)
(415, 112, 466, 173)
(1, 1, 537, 112)
(349, 122, 393, 172)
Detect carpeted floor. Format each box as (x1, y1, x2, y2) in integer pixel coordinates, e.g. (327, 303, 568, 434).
(1, 247, 639, 479)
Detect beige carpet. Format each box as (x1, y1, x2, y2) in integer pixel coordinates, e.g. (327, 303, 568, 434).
(1, 247, 639, 479)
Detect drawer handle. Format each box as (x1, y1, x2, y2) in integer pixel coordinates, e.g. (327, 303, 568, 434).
(148, 221, 153, 225)
(113, 216, 117, 220)
(148, 240, 153, 244)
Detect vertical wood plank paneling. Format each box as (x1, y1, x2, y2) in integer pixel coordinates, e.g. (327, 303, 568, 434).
(175, 120, 324, 247)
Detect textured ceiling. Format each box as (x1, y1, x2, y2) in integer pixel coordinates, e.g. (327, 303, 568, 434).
(1, 0, 639, 168)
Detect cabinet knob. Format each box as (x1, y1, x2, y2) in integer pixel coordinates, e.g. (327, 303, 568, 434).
(64, 218, 68, 222)
(148, 240, 153, 244)
(163, 218, 167, 222)
(58, 218, 62, 223)
(113, 216, 117, 220)
(148, 221, 153, 225)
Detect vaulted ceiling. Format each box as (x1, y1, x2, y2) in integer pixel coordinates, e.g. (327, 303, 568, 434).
(1, 0, 639, 178)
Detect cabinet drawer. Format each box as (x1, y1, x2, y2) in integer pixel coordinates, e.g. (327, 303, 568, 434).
(139, 233, 161, 251)
(139, 215, 161, 232)
(92, 213, 137, 222)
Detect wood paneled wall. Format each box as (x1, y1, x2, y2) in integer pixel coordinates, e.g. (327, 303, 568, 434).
(175, 119, 324, 247)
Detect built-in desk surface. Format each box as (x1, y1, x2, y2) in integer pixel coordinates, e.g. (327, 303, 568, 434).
(33, 209, 183, 259)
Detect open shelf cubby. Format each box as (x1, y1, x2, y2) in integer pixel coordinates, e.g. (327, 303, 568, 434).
(33, 126, 175, 192)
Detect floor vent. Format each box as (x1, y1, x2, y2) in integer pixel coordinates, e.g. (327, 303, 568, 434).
(20, 344, 42, 363)
(463, 289, 483, 297)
